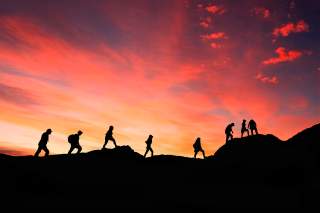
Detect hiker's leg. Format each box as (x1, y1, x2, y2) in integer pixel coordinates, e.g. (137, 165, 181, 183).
(77, 145, 82, 154)
(150, 148, 153, 157)
(246, 130, 249, 136)
(144, 148, 149, 158)
(201, 150, 206, 159)
(111, 137, 117, 147)
(194, 151, 198, 158)
(102, 139, 108, 149)
(68, 146, 74, 155)
(34, 147, 42, 157)
(43, 146, 49, 157)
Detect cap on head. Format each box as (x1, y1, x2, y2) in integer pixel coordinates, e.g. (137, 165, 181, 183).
(46, 129, 52, 134)
(149, 134, 153, 138)
(109, 125, 114, 130)
(243, 119, 246, 121)
(231, 123, 235, 126)
(78, 130, 83, 135)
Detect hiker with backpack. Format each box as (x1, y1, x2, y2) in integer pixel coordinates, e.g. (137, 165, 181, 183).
(67, 130, 83, 154)
(144, 134, 154, 158)
(193, 137, 205, 159)
(102, 125, 118, 149)
(34, 129, 52, 157)
(225, 123, 235, 143)
(248, 119, 258, 135)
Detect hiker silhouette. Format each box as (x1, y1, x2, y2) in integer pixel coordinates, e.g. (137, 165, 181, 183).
(241, 119, 250, 138)
(102, 125, 118, 149)
(225, 123, 235, 143)
(144, 134, 154, 158)
(67, 130, 83, 154)
(248, 119, 258, 135)
(193, 137, 205, 159)
(34, 129, 52, 157)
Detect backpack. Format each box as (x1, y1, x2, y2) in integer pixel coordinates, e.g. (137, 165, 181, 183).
(68, 134, 75, 144)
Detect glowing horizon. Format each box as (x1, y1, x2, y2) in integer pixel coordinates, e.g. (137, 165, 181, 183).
(0, 0, 319, 157)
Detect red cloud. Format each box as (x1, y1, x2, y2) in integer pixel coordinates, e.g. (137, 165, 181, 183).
(273, 20, 309, 37)
(253, 7, 270, 18)
(205, 5, 225, 15)
(200, 32, 226, 40)
(256, 73, 278, 84)
(263, 47, 302, 65)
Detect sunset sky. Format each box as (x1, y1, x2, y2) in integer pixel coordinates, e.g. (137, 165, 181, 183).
(0, 0, 319, 157)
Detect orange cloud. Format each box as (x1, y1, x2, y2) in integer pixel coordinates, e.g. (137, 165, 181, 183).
(263, 47, 302, 65)
(273, 20, 309, 37)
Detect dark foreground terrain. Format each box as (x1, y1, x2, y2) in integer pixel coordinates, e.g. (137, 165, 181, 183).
(1, 123, 320, 211)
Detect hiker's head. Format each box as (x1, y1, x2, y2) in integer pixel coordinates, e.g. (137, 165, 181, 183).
(231, 123, 235, 127)
(78, 130, 83, 136)
(109, 125, 114, 130)
(149, 135, 153, 139)
(243, 119, 246, 122)
(46, 129, 52, 134)
(196, 137, 201, 142)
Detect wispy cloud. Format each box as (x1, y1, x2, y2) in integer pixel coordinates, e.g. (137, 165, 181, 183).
(200, 32, 227, 40)
(0, 144, 33, 156)
(252, 7, 270, 18)
(199, 17, 211, 28)
(0, 83, 38, 106)
(256, 73, 278, 84)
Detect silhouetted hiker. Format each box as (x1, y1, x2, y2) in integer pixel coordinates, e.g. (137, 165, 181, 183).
(144, 135, 154, 158)
(248, 119, 258, 135)
(67, 130, 83, 154)
(34, 129, 52, 157)
(241, 119, 250, 138)
(193, 137, 205, 159)
(102, 125, 118, 149)
(225, 123, 235, 143)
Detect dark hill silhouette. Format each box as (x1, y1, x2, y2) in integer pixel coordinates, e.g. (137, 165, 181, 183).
(1, 124, 320, 210)
(213, 123, 320, 169)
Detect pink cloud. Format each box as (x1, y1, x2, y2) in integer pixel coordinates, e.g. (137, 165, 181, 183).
(263, 47, 302, 65)
(256, 73, 278, 84)
(273, 20, 309, 37)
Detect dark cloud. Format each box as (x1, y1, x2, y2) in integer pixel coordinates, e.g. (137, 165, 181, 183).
(0, 83, 38, 106)
(0, 64, 68, 87)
